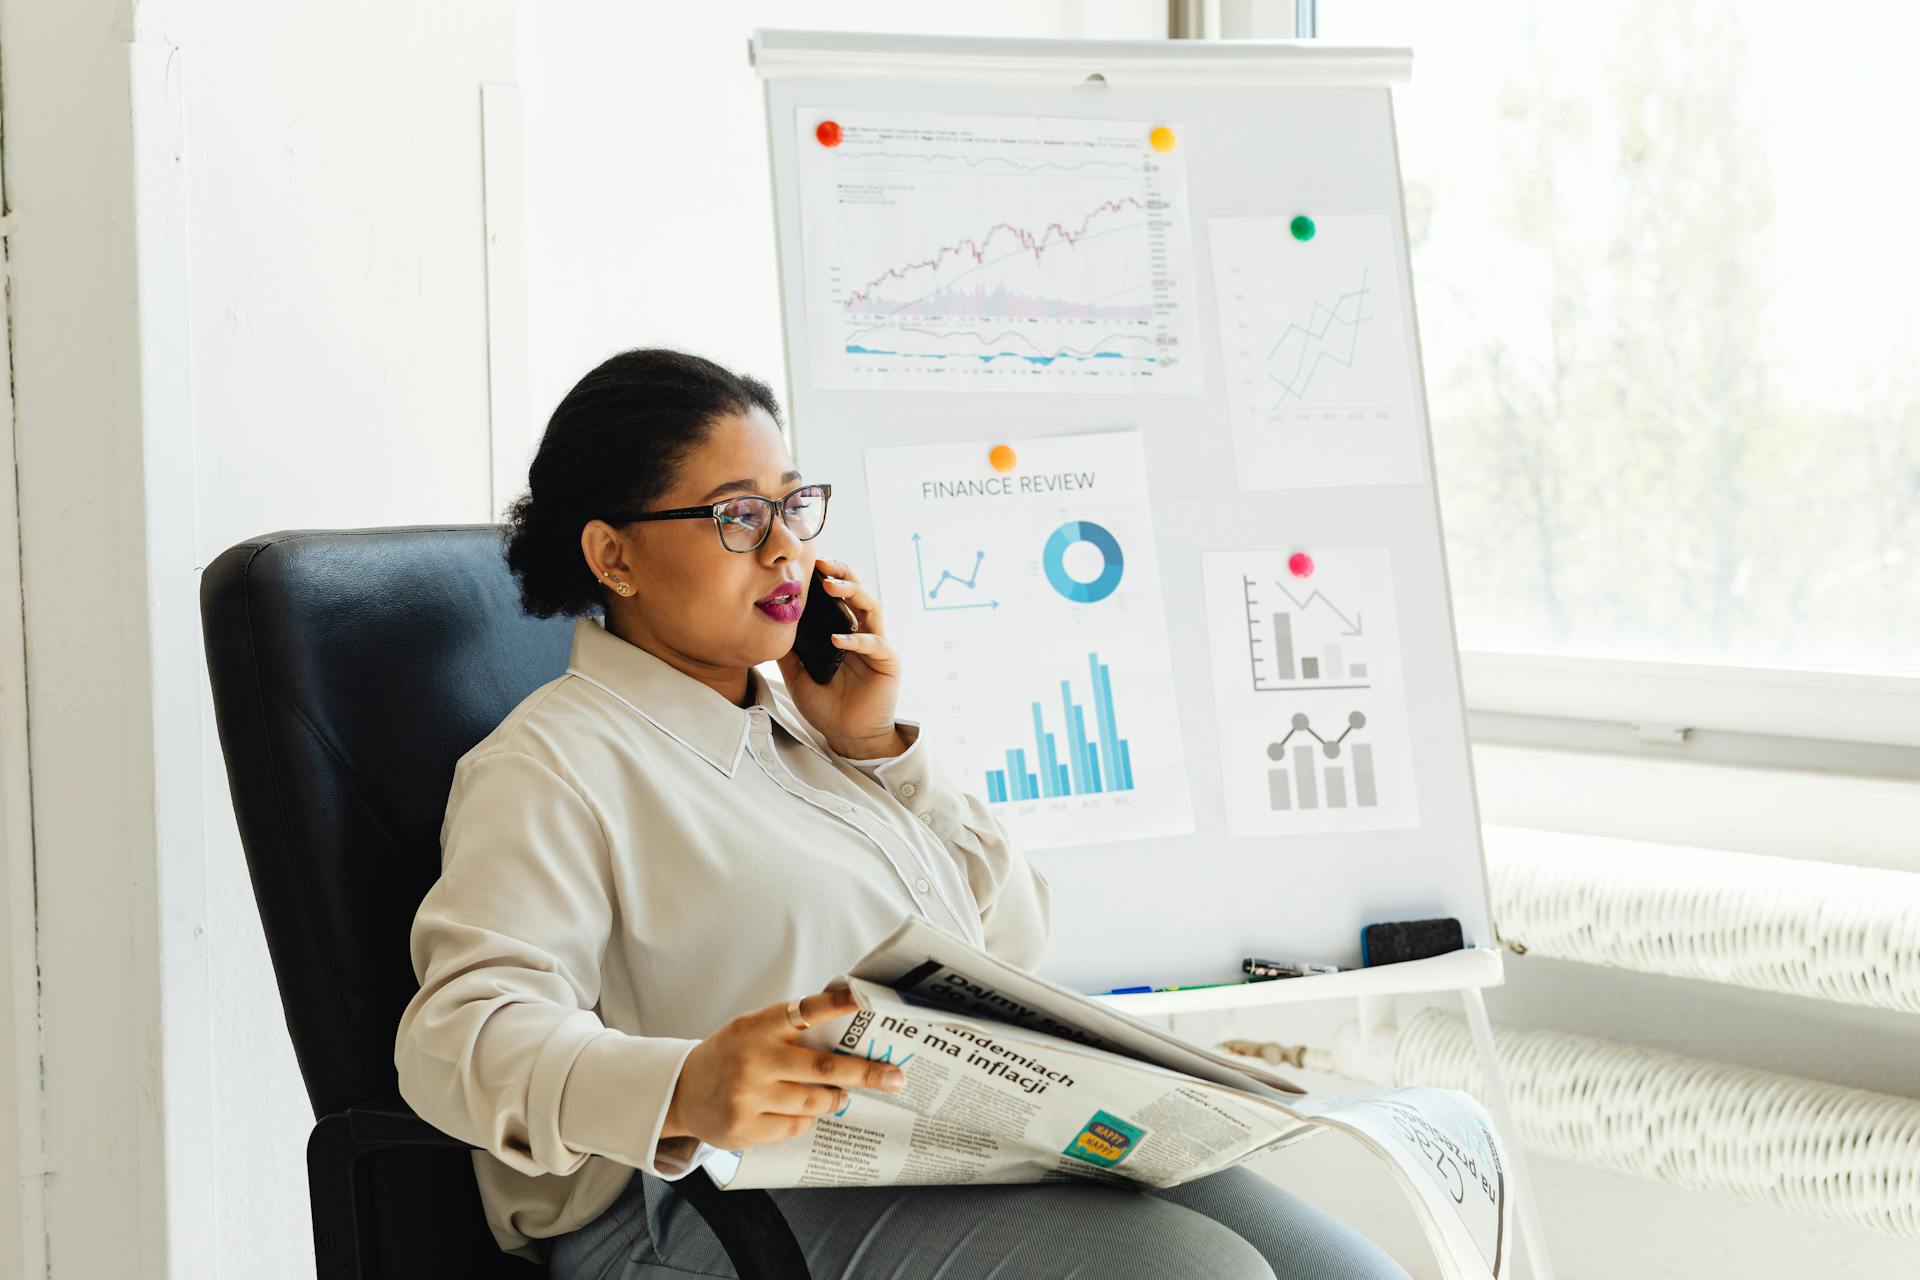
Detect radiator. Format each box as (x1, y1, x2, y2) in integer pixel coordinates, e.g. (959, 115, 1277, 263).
(1228, 1011, 1920, 1239)
(1482, 825, 1920, 1013)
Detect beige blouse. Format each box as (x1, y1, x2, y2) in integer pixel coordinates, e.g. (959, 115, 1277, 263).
(393, 614, 1052, 1261)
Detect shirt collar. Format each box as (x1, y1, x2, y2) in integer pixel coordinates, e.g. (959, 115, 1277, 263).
(563, 616, 826, 775)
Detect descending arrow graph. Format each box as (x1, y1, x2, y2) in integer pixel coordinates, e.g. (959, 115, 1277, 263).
(1242, 573, 1372, 693)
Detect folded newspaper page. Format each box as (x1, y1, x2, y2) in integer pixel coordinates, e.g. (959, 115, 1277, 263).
(712, 918, 1513, 1280)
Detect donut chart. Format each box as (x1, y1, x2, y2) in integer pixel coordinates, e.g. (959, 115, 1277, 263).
(1043, 520, 1125, 603)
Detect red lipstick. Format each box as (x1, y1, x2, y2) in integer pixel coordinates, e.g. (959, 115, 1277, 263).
(754, 579, 804, 623)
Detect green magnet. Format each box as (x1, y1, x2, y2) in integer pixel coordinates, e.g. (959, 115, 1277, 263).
(1290, 214, 1316, 242)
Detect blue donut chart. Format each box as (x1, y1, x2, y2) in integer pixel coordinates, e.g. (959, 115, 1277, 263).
(1043, 520, 1125, 603)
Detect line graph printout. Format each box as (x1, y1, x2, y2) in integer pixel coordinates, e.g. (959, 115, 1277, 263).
(797, 110, 1202, 392)
(1201, 549, 1420, 836)
(1209, 215, 1424, 488)
(864, 430, 1194, 850)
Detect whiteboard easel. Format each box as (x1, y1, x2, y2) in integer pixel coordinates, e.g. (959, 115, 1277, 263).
(1101, 947, 1551, 1280)
(751, 31, 1553, 1279)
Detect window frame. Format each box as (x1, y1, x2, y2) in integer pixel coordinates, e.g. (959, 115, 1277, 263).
(1459, 650, 1920, 755)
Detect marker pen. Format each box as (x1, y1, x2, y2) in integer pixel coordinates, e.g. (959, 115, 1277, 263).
(1242, 956, 1344, 979)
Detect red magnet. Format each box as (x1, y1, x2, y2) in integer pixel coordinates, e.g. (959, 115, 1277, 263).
(815, 120, 843, 147)
(1288, 552, 1315, 579)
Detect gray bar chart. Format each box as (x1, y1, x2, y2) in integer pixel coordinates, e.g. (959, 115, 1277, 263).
(1264, 711, 1380, 812)
(1244, 575, 1372, 692)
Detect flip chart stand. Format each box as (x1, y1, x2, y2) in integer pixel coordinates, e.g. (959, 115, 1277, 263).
(1099, 948, 1556, 1280)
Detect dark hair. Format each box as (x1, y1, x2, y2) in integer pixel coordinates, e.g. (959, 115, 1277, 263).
(502, 348, 783, 618)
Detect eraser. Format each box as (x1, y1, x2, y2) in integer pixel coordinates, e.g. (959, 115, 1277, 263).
(1360, 917, 1464, 967)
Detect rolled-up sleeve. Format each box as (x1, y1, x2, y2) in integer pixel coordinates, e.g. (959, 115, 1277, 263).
(394, 749, 706, 1181)
(844, 721, 1052, 969)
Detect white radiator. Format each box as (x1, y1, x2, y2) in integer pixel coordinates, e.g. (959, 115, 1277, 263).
(1228, 1011, 1920, 1239)
(1482, 825, 1920, 1013)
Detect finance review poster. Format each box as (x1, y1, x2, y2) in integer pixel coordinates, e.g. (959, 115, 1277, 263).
(864, 430, 1194, 850)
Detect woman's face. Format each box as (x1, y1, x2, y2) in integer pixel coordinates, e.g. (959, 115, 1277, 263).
(588, 405, 817, 677)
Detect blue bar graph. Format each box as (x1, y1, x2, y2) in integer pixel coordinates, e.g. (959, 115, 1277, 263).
(984, 652, 1135, 804)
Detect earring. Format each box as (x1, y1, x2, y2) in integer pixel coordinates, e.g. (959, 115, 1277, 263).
(606, 577, 634, 597)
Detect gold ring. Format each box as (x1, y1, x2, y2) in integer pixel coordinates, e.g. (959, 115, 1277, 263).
(786, 997, 810, 1031)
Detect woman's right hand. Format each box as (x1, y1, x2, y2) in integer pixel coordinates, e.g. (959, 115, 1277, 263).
(660, 984, 906, 1150)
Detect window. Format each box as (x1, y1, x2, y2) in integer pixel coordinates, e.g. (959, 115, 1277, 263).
(1320, 1, 1920, 681)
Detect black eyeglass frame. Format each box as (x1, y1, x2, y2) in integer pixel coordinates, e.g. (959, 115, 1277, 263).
(604, 482, 832, 553)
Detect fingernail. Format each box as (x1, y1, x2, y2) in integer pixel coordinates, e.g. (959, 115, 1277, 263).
(882, 1067, 905, 1088)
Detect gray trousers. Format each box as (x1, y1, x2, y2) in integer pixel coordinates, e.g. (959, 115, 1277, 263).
(548, 1167, 1413, 1280)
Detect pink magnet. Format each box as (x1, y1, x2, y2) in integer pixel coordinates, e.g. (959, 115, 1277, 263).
(1287, 552, 1314, 579)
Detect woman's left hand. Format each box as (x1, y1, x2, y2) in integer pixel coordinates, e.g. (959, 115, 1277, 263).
(776, 556, 908, 759)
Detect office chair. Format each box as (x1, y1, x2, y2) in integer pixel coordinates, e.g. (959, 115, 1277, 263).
(201, 525, 810, 1279)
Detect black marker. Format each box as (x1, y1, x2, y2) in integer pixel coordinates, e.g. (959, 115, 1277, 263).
(1242, 956, 1343, 979)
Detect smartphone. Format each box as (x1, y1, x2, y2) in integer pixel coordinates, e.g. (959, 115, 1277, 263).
(791, 564, 858, 684)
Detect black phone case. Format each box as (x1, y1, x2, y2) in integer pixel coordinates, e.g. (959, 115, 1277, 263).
(793, 572, 856, 683)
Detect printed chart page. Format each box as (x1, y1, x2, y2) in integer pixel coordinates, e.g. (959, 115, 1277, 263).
(797, 109, 1202, 392)
(1200, 548, 1421, 835)
(864, 430, 1194, 850)
(1209, 214, 1425, 488)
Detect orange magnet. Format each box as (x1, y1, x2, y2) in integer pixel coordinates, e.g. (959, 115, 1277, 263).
(988, 444, 1018, 472)
(815, 120, 843, 147)
(1149, 125, 1177, 153)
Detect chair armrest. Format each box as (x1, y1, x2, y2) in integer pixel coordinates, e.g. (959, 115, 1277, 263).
(340, 1105, 471, 1149)
(307, 1107, 812, 1280)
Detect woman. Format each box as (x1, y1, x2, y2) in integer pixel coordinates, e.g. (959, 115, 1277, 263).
(394, 349, 1411, 1279)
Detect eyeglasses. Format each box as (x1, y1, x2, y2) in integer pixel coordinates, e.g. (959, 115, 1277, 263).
(607, 482, 832, 553)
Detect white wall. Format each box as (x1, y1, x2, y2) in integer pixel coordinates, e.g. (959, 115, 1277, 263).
(182, 3, 517, 1272)
(0, 0, 192, 1275)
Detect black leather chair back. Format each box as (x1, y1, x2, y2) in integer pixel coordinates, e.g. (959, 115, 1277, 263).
(201, 526, 577, 1275)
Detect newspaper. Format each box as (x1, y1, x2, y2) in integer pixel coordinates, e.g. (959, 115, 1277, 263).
(711, 918, 1512, 1280)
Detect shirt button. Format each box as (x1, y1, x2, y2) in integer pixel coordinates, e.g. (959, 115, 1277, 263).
(918, 811, 934, 826)
(914, 878, 930, 894)
(900, 782, 917, 798)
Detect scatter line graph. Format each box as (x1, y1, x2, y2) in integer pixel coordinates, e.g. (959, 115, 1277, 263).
(913, 533, 997, 611)
(1267, 270, 1373, 407)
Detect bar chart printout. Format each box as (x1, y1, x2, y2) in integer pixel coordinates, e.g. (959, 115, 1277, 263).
(1242, 572, 1374, 692)
(985, 652, 1133, 803)
(1202, 548, 1420, 835)
(1264, 712, 1379, 811)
